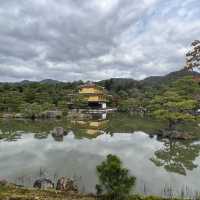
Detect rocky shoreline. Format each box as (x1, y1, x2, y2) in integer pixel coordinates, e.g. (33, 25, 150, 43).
(0, 177, 79, 192)
(0, 181, 192, 200)
(0, 178, 93, 200)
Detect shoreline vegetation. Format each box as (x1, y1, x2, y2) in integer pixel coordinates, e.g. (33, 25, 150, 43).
(0, 69, 200, 140)
(0, 183, 196, 200)
(0, 184, 190, 200)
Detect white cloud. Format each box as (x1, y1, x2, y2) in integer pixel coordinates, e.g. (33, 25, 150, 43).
(0, 0, 199, 82)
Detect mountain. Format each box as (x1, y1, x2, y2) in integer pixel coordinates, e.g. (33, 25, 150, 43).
(0, 69, 198, 88)
(39, 79, 62, 84)
(140, 69, 199, 87)
(0, 79, 62, 85)
(18, 80, 35, 85)
(97, 69, 199, 93)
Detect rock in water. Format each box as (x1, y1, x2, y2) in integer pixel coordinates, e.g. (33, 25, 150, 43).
(33, 178, 54, 189)
(52, 127, 64, 137)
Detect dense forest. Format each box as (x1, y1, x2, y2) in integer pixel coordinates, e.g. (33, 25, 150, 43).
(0, 69, 199, 129)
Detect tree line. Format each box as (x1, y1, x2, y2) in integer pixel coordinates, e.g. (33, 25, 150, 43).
(0, 73, 199, 127)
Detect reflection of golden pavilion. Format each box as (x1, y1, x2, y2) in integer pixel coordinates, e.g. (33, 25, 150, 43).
(72, 113, 108, 136)
(79, 83, 108, 109)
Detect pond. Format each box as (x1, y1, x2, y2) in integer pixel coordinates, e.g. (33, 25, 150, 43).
(0, 113, 200, 198)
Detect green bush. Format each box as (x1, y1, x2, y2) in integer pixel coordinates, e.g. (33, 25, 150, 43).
(96, 154, 136, 200)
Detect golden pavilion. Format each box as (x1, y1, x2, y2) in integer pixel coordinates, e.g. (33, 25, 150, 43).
(79, 83, 108, 109)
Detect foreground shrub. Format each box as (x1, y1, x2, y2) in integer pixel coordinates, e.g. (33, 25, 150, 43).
(96, 154, 136, 200)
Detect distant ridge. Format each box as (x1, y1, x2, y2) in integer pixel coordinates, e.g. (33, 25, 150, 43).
(2, 79, 63, 85)
(140, 69, 199, 87)
(19, 80, 34, 85)
(97, 69, 199, 91)
(0, 69, 198, 87)
(40, 79, 62, 84)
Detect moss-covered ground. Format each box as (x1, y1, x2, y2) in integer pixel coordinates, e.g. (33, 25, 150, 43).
(0, 185, 190, 200)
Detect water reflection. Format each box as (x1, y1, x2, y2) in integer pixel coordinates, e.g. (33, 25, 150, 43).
(71, 113, 108, 138)
(0, 113, 109, 141)
(0, 131, 200, 197)
(34, 132, 48, 140)
(0, 130, 22, 141)
(0, 115, 200, 197)
(150, 139, 200, 175)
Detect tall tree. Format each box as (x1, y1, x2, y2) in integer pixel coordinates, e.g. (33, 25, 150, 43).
(186, 40, 200, 71)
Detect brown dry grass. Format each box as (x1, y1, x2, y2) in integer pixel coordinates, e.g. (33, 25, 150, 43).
(0, 185, 95, 200)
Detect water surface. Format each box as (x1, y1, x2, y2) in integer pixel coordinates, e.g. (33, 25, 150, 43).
(0, 114, 200, 198)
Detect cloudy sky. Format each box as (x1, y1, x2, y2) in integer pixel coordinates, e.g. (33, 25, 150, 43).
(0, 0, 200, 82)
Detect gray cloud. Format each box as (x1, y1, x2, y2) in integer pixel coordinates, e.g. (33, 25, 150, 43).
(0, 0, 200, 82)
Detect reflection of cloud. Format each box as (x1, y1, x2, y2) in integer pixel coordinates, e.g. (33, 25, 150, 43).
(0, 0, 200, 82)
(0, 132, 200, 195)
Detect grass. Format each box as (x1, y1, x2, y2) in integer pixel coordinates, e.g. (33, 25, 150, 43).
(0, 184, 195, 200)
(0, 184, 95, 200)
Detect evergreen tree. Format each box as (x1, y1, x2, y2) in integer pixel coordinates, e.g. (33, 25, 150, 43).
(96, 154, 135, 200)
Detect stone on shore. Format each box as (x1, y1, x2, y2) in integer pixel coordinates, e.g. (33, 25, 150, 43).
(56, 177, 78, 193)
(33, 178, 54, 189)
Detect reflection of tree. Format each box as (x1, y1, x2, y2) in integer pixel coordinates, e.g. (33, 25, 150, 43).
(105, 113, 165, 134)
(0, 130, 22, 141)
(150, 139, 200, 175)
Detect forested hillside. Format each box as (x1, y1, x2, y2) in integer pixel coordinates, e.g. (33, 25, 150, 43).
(0, 69, 199, 123)
(99, 69, 199, 96)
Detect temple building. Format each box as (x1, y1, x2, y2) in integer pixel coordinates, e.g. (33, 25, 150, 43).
(79, 83, 108, 109)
